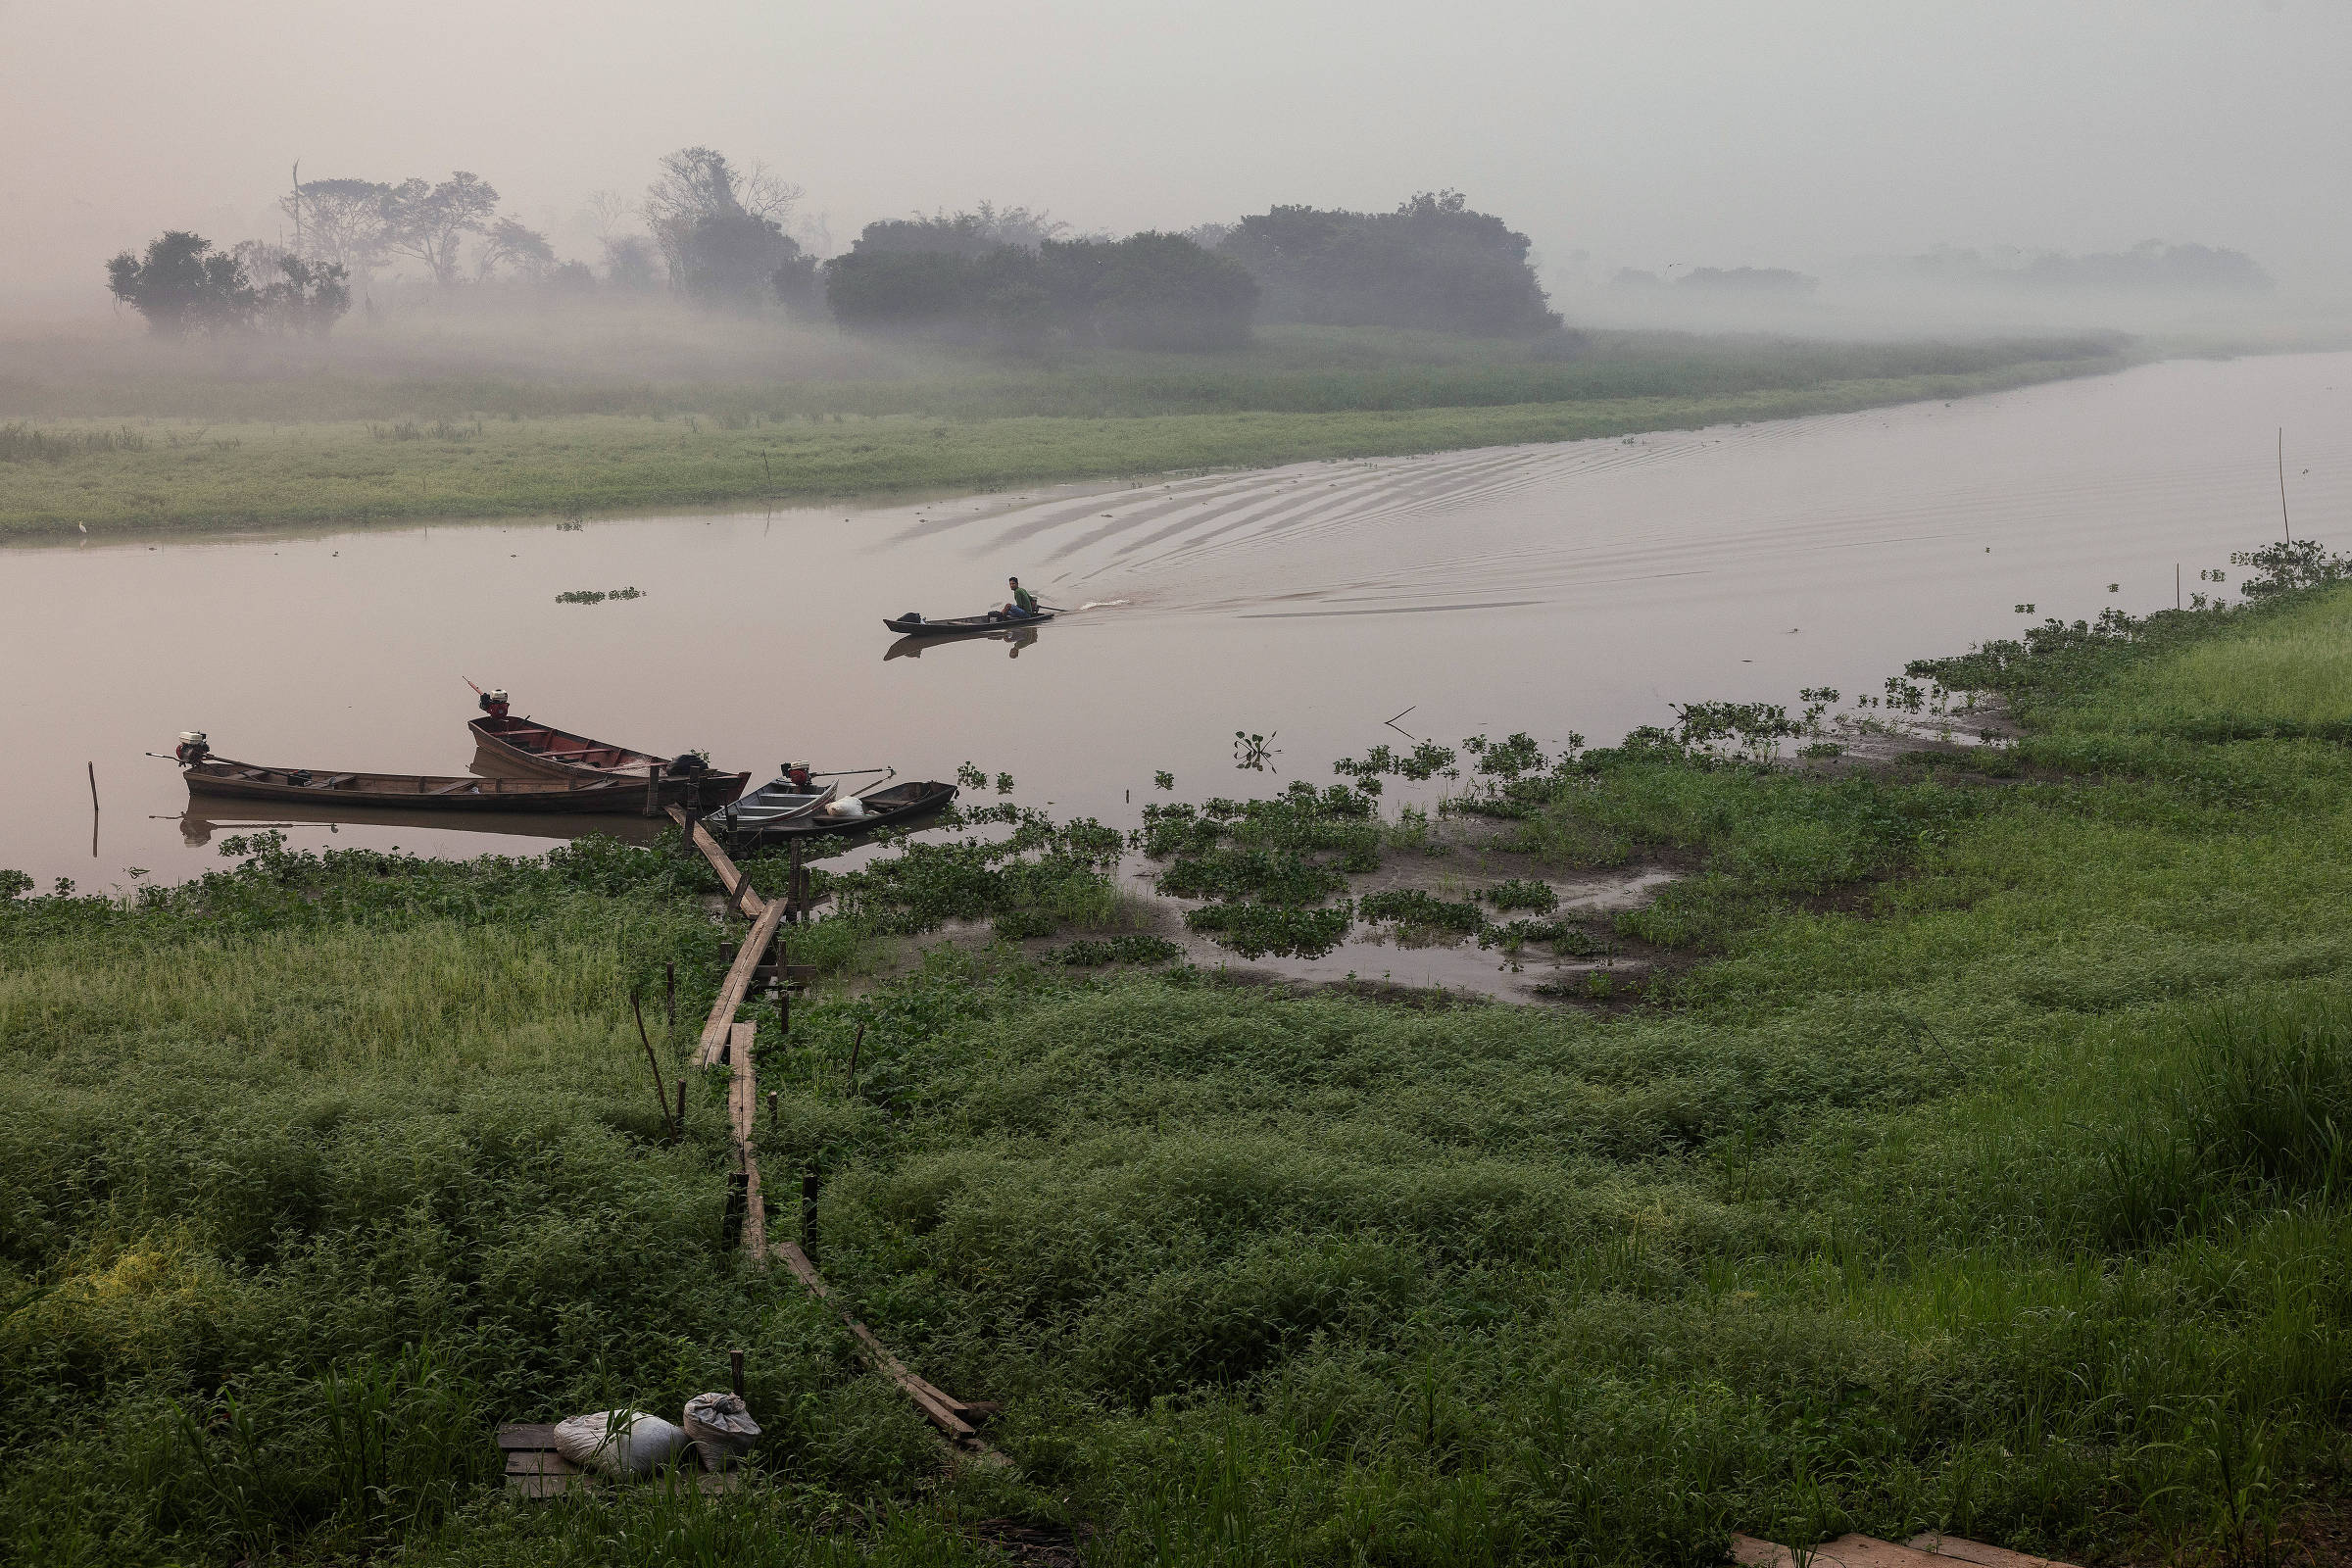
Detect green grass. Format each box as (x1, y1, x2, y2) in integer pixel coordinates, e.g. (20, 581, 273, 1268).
(2082, 589, 2352, 736)
(0, 323, 2125, 536)
(9, 584, 2352, 1565)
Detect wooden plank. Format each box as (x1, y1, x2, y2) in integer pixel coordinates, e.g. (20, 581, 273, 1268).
(1809, 1537, 1958, 1568)
(505, 1450, 576, 1476)
(728, 1022, 766, 1256)
(696, 901, 788, 1067)
(1905, 1541, 2080, 1568)
(703, 965, 996, 1463)
(496, 1422, 558, 1449)
(667, 804, 765, 917)
(766, 1239, 977, 1441)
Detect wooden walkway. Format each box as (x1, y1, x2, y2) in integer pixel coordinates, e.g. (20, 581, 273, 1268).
(676, 805, 1001, 1462)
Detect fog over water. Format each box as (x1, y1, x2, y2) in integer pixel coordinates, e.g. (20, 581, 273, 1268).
(5, 0, 2350, 325)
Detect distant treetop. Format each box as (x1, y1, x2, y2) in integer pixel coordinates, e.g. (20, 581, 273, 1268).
(1903, 241, 2274, 294)
(1214, 191, 1561, 338)
(850, 203, 1076, 259)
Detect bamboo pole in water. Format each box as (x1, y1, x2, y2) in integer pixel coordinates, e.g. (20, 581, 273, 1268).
(2279, 428, 2292, 545)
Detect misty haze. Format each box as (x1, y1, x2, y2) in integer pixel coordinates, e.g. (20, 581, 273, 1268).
(5, 5, 2352, 1564)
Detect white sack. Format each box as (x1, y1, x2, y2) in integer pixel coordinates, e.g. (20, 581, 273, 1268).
(551, 1409, 690, 1477)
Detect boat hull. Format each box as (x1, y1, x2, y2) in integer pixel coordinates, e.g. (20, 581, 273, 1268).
(709, 781, 958, 845)
(185, 757, 681, 814)
(882, 612, 1053, 637)
(467, 715, 748, 807)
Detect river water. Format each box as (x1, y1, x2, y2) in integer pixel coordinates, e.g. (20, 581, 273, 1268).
(4, 351, 2347, 895)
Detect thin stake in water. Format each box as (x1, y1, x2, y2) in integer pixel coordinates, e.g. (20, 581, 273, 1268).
(2277, 429, 2295, 545)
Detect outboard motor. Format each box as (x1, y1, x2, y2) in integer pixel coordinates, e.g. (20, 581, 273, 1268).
(174, 730, 210, 765)
(785, 762, 812, 789)
(899, 612, 922, 625)
(664, 753, 710, 778)
(477, 688, 511, 719)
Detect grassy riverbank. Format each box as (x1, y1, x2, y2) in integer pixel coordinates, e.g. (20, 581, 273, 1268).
(0, 324, 2124, 536)
(7, 573, 2349, 1565)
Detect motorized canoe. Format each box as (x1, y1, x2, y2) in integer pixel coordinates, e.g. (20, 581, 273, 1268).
(882, 611, 1054, 637)
(702, 778, 839, 833)
(183, 756, 692, 814)
(706, 780, 958, 845)
(468, 714, 749, 808)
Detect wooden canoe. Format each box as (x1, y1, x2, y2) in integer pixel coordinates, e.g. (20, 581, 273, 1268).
(184, 756, 692, 814)
(882, 612, 1054, 637)
(468, 714, 748, 807)
(710, 781, 958, 846)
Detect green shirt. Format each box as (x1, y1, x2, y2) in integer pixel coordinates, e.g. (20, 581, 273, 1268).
(1012, 586, 1037, 613)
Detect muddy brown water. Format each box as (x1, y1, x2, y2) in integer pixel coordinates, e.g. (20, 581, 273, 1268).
(5, 352, 2348, 914)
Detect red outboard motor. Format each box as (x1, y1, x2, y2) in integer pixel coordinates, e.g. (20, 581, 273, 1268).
(174, 730, 210, 765)
(785, 762, 812, 789)
(477, 688, 511, 720)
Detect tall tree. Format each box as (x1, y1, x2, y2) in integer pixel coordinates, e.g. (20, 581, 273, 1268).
(474, 217, 556, 281)
(278, 177, 393, 277)
(643, 147, 804, 312)
(104, 232, 259, 337)
(380, 172, 500, 285)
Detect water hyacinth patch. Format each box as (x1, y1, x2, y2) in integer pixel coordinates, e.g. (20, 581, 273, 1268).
(1355, 889, 1484, 935)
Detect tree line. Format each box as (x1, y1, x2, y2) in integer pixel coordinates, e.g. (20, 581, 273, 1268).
(104, 147, 1563, 350)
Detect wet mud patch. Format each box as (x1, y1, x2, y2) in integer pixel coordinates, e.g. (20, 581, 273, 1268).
(843, 833, 1684, 1005)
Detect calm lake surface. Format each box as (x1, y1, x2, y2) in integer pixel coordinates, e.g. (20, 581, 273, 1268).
(5, 351, 2348, 893)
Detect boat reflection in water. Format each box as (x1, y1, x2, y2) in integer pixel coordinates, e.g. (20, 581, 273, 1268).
(884, 624, 1041, 662)
(176, 800, 671, 850)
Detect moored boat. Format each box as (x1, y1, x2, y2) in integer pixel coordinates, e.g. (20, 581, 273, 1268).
(706, 777, 840, 832)
(707, 780, 958, 845)
(467, 700, 748, 808)
(181, 754, 692, 814)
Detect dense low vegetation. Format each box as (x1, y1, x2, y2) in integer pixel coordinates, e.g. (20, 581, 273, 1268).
(9, 567, 2350, 1565)
(0, 324, 2126, 535)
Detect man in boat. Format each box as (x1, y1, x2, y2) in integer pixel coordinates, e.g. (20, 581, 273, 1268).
(993, 577, 1040, 621)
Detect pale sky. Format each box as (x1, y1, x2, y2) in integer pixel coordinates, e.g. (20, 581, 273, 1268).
(3, 0, 2345, 310)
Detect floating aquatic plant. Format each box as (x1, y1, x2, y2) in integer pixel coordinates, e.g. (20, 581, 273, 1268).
(554, 586, 645, 605)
